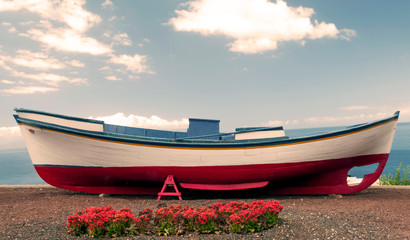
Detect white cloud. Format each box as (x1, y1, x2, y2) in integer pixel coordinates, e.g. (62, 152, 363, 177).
(265, 119, 299, 126)
(8, 26, 17, 33)
(11, 71, 87, 87)
(0, 86, 59, 95)
(0, 126, 24, 150)
(99, 66, 110, 71)
(0, 126, 21, 137)
(109, 54, 151, 73)
(339, 28, 357, 41)
(303, 112, 396, 125)
(17, 32, 30, 38)
(66, 60, 85, 68)
(90, 113, 189, 130)
(339, 105, 369, 111)
(399, 107, 410, 119)
(1, 80, 15, 84)
(0, 0, 152, 93)
(0, 49, 88, 93)
(28, 28, 112, 55)
(12, 50, 65, 70)
(0, 55, 13, 72)
(169, 0, 353, 53)
(262, 104, 409, 129)
(105, 75, 121, 81)
(1, 1, 111, 55)
(0, 49, 66, 71)
(0, 0, 101, 33)
(19, 21, 35, 26)
(113, 33, 132, 46)
(304, 115, 365, 124)
(102, 0, 114, 9)
(128, 75, 140, 80)
(303, 104, 407, 126)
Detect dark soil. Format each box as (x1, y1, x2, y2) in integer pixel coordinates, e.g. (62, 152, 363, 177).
(0, 186, 409, 239)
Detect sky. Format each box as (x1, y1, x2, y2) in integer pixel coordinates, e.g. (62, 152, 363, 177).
(0, 0, 409, 149)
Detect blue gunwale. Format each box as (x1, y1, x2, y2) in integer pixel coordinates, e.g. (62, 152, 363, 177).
(14, 108, 104, 124)
(14, 109, 400, 150)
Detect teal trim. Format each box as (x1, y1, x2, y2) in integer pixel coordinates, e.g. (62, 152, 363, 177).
(14, 108, 104, 124)
(14, 109, 400, 149)
(235, 126, 283, 132)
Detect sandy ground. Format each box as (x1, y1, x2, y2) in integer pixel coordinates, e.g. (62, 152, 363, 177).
(0, 186, 409, 239)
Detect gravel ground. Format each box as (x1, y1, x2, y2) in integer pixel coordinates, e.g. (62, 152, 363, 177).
(0, 186, 409, 239)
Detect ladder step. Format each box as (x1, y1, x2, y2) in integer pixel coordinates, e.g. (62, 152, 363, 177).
(157, 175, 182, 200)
(158, 192, 182, 196)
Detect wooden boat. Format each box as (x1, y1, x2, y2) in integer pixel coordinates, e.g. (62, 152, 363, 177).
(14, 108, 399, 195)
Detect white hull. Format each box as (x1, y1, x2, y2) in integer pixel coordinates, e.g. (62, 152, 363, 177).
(18, 120, 396, 167)
(14, 108, 399, 195)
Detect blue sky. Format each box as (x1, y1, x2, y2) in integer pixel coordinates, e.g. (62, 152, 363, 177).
(1, 0, 409, 148)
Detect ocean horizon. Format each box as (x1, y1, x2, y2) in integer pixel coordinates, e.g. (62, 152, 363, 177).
(1, 122, 409, 185)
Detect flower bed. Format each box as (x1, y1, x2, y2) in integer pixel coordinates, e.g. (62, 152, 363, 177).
(67, 200, 284, 238)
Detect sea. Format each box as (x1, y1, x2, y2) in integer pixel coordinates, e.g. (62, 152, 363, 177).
(0, 122, 409, 185)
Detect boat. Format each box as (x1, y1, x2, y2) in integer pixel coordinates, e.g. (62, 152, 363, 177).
(14, 108, 399, 195)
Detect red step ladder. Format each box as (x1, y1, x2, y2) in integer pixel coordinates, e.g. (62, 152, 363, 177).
(157, 175, 182, 200)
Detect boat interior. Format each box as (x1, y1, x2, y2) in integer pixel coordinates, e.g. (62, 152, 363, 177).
(105, 118, 288, 142)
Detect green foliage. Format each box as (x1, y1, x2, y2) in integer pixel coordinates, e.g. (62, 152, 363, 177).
(266, 212, 280, 226)
(379, 162, 410, 185)
(156, 219, 179, 236)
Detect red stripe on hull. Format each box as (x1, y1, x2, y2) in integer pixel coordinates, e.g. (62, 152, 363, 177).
(34, 154, 389, 195)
